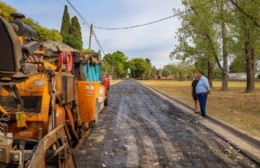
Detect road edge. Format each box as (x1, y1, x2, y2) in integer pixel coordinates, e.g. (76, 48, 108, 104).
(139, 81, 260, 165)
(110, 80, 123, 86)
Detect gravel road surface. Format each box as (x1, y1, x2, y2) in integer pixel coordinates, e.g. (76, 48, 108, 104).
(74, 80, 259, 168)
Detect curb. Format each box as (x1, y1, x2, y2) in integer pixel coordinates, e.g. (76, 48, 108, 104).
(139, 81, 260, 164)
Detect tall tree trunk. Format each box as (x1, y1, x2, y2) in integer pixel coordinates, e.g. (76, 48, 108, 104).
(245, 41, 256, 92)
(221, 0, 229, 91)
(244, 21, 256, 93)
(207, 59, 213, 88)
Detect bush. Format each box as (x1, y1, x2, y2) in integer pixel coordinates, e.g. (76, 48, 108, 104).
(62, 34, 82, 50)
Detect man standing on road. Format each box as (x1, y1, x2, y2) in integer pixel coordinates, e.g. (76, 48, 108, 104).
(195, 71, 210, 117)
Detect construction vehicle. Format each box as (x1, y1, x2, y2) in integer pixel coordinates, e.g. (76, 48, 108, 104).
(0, 12, 108, 167)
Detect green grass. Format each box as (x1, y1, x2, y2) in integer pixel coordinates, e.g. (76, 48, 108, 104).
(141, 80, 260, 138)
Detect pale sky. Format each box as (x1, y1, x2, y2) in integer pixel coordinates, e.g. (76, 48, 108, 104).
(3, 0, 183, 68)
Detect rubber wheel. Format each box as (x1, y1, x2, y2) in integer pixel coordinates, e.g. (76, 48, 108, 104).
(104, 98, 108, 106)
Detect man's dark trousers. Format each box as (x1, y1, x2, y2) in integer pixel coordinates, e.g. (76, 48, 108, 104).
(198, 93, 208, 117)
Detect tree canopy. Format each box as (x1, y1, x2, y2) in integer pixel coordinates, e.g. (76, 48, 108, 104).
(128, 58, 148, 79)
(102, 51, 128, 79)
(162, 62, 195, 80)
(0, 2, 15, 20)
(171, 0, 260, 92)
(60, 5, 70, 36)
(101, 51, 157, 79)
(60, 5, 83, 50)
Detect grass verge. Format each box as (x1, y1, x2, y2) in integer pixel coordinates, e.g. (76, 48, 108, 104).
(110, 80, 122, 85)
(141, 80, 260, 138)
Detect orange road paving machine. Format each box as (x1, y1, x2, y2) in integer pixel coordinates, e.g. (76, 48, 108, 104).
(0, 13, 108, 167)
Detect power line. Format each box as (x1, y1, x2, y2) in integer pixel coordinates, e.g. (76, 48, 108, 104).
(65, 0, 91, 27)
(63, 0, 210, 54)
(92, 31, 105, 55)
(56, 0, 77, 19)
(65, 0, 105, 55)
(93, 1, 211, 30)
(94, 15, 175, 30)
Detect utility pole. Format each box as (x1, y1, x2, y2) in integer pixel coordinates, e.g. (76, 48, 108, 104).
(88, 24, 93, 49)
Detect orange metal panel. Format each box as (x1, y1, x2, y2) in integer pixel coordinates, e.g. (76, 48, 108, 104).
(77, 81, 95, 124)
(55, 106, 65, 127)
(16, 74, 47, 96)
(24, 114, 43, 121)
(77, 81, 106, 124)
(8, 121, 48, 139)
(40, 81, 50, 122)
(0, 74, 51, 139)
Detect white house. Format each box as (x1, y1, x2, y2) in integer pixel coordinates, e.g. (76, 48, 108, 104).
(229, 73, 247, 80)
(256, 60, 260, 71)
(228, 60, 260, 80)
(256, 60, 260, 78)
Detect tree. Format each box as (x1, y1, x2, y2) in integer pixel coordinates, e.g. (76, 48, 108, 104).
(144, 58, 152, 78)
(229, 0, 260, 28)
(233, 0, 259, 92)
(150, 66, 158, 79)
(103, 51, 128, 79)
(229, 55, 245, 73)
(0, 2, 15, 20)
(23, 18, 62, 42)
(60, 5, 70, 35)
(171, 0, 220, 87)
(162, 64, 179, 78)
(162, 62, 195, 80)
(50, 29, 63, 42)
(70, 16, 83, 49)
(83, 48, 95, 54)
(60, 6, 83, 50)
(172, 0, 259, 92)
(218, 0, 229, 90)
(128, 58, 148, 79)
(62, 34, 82, 50)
